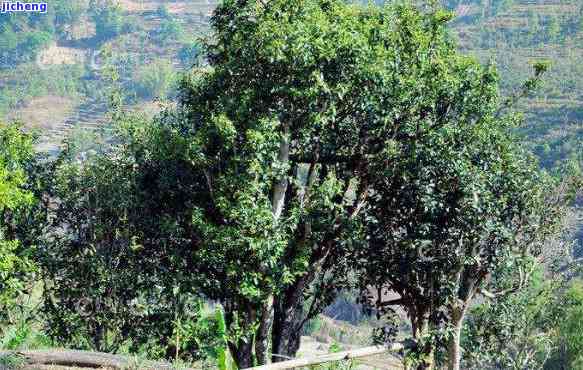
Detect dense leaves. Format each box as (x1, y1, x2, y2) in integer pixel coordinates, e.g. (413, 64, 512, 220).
(357, 62, 573, 369)
(40, 118, 222, 359)
(0, 2, 579, 369)
(176, 0, 500, 365)
(0, 123, 35, 315)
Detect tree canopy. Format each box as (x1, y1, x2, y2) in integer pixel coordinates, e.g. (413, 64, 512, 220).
(174, 0, 541, 366)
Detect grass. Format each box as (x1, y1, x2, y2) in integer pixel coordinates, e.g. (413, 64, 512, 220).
(0, 353, 26, 369)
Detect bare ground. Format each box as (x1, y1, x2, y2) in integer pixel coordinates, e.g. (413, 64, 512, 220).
(7, 96, 77, 130)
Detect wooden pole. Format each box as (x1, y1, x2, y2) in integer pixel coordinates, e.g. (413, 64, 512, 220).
(0, 349, 195, 369)
(247, 342, 410, 370)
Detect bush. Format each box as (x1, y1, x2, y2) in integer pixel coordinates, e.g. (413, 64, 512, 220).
(39, 119, 224, 362)
(132, 59, 177, 99)
(178, 42, 201, 66)
(90, 0, 124, 42)
(155, 19, 184, 43)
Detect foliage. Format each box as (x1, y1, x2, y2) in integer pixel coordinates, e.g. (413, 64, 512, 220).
(155, 19, 184, 43)
(177, 0, 487, 365)
(448, 0, 583, 172)
(551, 280, 583, 369)
(0, 0, 88, 65)
(0, 320, 52, 351)
(178, 42, 202, 67)
(0, 353, 25, 369)
(132, 59, 177, 100)
(463, 267, 561, 369)
(53, 0, 87, 38)
(215, 306, 230, 370)
(90, 0, 125, 42)
(0, 64, 85, 117)
(0, 123, 35, 318)
(357, 58, 570, 369)
(463, 275, 583, 370)
(0, 27, 52, 65)
(0, 2, 579, 369)
(40, 116, 222, 362)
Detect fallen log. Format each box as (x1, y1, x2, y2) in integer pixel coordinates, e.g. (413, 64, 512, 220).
(248, 341, 412, 370)
(0, 349, 194, 369)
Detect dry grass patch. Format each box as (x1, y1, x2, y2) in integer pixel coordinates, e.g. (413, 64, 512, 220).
(7, 96, 77, 130)
(118, 0, 216, 15)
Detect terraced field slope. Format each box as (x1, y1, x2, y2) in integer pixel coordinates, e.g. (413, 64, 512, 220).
(449, 0, 583, 169)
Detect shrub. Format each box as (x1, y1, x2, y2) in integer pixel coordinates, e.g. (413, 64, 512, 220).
(90, 0, 124, 42)
(178, 42, 201, 66)
(132, 59, 176, 99)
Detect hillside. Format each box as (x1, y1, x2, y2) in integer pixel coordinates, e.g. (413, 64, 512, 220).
(447, 0, 583, 169)
(0, 0, 215, 154)
(2, 0, 581, 169)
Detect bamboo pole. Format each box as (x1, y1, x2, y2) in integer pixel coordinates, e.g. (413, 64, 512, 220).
(247, 342, 410, 370)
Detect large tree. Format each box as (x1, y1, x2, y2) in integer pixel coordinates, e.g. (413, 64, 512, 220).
(176, 0, 509, 366)
(358, 70, 572, 370)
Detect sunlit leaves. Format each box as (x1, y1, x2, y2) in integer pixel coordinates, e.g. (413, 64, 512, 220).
(0, 122, 35, 312)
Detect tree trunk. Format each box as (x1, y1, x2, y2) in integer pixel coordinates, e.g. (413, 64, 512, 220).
(411, 317, 434, 370)
(265, 121, 291, 363)
(224, 306, 256, 369)
(230, 339, 255, 369)
(271, 250, 333, 362)
(271, 302, 303, 362)
(255, 295, 275, 365)
(271, 247, 314, 362)
(271, 123, 290, 220)
(447, 306, 465, 370)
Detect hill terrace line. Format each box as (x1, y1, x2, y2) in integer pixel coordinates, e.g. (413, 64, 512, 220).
(1, 1, 47, 13)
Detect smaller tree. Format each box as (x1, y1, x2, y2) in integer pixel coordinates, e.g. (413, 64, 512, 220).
(90, 0, 124, 42)
(358, 63, 571, 370)
(0, 122, 36, 318)
(41, 121, 217, 359)
(133, 59, 176, 99)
